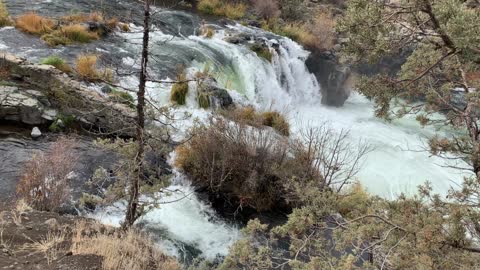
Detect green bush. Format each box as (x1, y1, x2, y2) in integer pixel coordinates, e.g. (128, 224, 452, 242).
(197, 0, 246, 19)
(170, 82, 188, 105)
(109, 89, 135, 109)
(170, 70, 189, 105)
(197, 92, 210, 109)
(262, 111, 290, 136)
(48, 114, 75, 132)
(40, 56, 72, 73)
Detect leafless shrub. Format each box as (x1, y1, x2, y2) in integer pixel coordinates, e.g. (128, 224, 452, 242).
(251, 0, 281, 20)
(291, 125, 373, 192)
(176, 116, 290, 211)
(16, 137, 77, 211)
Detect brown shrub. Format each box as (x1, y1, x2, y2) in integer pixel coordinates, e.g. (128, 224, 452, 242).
(61, 13, 90, 24)
(262, 111, 290, 136)
(176, 117, 290, 211)
(16, 137, 77, 211)
(251, 0, 281, 20)
(76, 54, 98, 80)
(75, 54, 112, 82)
(176, 120, 370, 211)
(15, 12, 54, 35)
(72, 220, 180, 270)
(303, 11, 337, 51)
(60, 24, 99, 43)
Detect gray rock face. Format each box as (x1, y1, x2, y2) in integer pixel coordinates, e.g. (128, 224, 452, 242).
(0, 135, 117, 205)
(1, 53, 136, 137)
(0, 86, 57, 125)
(306, 52, 352, 107)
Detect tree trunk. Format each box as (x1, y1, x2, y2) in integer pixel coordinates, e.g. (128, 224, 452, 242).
(124, 0, 150, 228)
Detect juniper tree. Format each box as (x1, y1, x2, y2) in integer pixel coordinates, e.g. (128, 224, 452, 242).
(208, 1, 480, 269)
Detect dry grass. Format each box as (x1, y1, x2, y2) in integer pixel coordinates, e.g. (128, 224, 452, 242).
(16, 137, 77, 212)
(222, 3, 247, 19)
(72, 221, 180, 270)
(200, 25, 215, 38)
(262, 111, 290, 136)
(280, 22, 316, 47)
(15, 12, 54, 35)
(22, 231, 66, 265)
(261, 10, 336, 51)
(15, 199, 32, 213)
(0, 0, 11, 27)
(198, 0, 246, 19)
(221, 106, 290, 136)
(62, 24, 99, 42)
(88, 12, 104, 22)
(76, 54, 112, 82)
(0, 65, 10, 80)
(120, 23, 130, 32)
(61, 13, 89, 24)
(42, 24, 99, 46)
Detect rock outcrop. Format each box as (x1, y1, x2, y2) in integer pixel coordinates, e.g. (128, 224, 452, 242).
(198, 77, 234, 109)
(0, 86, 57, 125)
(306, 52, 352, 107)
(0, 53, 135, 137)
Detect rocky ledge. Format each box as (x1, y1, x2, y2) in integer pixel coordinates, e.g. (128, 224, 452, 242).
(0, 53, 135, 137)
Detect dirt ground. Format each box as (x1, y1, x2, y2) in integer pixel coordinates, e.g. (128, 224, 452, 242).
(0, 210, 103, 270)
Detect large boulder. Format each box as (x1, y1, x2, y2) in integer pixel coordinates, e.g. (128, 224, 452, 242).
(306, 52, 351, 107)
(199, 77, 234, 109)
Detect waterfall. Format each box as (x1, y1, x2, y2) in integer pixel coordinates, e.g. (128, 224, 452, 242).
(103, 20, 468, 259)
(0, 5, 469, 262)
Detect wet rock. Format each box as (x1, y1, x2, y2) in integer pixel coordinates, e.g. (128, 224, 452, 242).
(199, 77, 234, 109)
(30, 127, 42, 139)
(245, 20, 262, 28)
(306, 52, 351, 107)
(0, 136, 118, 205)
(87, 22, 109, 36)
(207, 87, 233, 109)
(101, 85, 114, 94)
(224, 32, 251, 45)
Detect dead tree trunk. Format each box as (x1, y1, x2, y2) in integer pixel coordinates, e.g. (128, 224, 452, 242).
(124, 0, 151, 228)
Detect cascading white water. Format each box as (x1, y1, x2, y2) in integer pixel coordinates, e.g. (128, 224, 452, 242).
(92, 22, 469, 259)
(152, 23, 467, 199)
(87, 169, 242, 262)
(1, 6, 468, 260)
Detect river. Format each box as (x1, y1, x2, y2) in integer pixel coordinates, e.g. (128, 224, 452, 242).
(0, 0, 469, 262)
